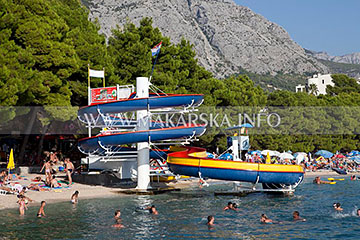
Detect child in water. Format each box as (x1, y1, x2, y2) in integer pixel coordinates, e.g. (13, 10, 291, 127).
(37, 201, 46, 218)
(17, 196, 27, 216)
(71, 191, 79, 204)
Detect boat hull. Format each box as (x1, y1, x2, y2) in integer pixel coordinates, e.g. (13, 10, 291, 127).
(167, 149, 304, 185)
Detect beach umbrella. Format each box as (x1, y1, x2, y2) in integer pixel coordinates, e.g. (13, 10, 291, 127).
(7, 148, 15, 174)
(261, 150, 278, 156)
(250, 150, 261, 155)
(315, 150, 333, 158)
(279, 152, 294, 160)
(272, 151, 280, 157)
(295, 154, 305, 164)
(334, 154, 346, 158)
(293, 152, 307, 157)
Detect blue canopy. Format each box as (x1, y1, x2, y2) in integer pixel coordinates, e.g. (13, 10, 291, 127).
(226, 123, 254, 130)
(218, 153, 233, 160)
(315, 150, 334, 158)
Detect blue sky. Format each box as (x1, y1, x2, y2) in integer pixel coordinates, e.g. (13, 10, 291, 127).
(234, 0, 360, 56)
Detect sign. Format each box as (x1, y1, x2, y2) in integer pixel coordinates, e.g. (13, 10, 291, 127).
(90, 87, 117, 104)
(239, 136, 250, 151)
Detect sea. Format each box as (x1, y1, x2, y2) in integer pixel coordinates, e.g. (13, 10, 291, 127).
(0, 176, 359, 239)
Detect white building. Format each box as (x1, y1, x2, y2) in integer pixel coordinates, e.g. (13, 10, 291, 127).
(295, 74, 334, 96)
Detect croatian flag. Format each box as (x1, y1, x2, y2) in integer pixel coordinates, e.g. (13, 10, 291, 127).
(151, 41, 162, 56)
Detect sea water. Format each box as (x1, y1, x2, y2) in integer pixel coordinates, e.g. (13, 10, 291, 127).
(1, 177, 360, 239)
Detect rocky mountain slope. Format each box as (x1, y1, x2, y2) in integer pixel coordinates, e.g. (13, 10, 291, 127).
(306, 50, 360, 65)
(82, 0, 327, 78)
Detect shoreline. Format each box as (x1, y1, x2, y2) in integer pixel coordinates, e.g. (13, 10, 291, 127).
(1, 170, 357, 211)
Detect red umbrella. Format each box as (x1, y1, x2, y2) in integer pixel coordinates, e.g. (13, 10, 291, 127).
(335, 154, 346, 158)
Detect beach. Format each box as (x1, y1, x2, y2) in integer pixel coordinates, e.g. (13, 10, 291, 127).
(1, 170, 358, 211)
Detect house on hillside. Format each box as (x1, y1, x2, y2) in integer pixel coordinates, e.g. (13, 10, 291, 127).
(295, 74, 334, 96)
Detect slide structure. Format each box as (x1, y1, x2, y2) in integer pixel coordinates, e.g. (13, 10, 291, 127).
(78, 92, 206, 155)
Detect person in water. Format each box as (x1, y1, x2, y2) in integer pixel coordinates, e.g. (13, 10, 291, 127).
(223, 202, 238, 211)
(112, 210, 124, 228)
(333, 203, 343, 211)
(357, 209, 360, 216)
(351, 175, 357, 181)
(71, 191, 79, 204)
(37, 201, 46, 218)
(260, 214, 273, 223)
(207, 215, 215, 228)
(17, 195, 27, 216)
(145, 205, 158, 215)
(293, 211, 306, 221)
(313, 176, 332, 184)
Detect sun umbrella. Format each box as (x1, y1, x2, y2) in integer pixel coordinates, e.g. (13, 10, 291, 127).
(250, 150, 261, 155)
(261, 150, 278, 156)
(295, 154, 305, 164)
(7, 148, 15, 174)
(334, 154, 346, 158)
(293, 152, 307, 157)
(315, 150, 333, 158)
(272, 151, 280, 157)
(279, 152, 294, 160)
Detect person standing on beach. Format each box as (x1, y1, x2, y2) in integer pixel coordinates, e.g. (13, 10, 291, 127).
(65, 158, 75, 185)
(71, 191, 79, 204)
(37, 201, 46, 217)
(41, 160, 52, 180)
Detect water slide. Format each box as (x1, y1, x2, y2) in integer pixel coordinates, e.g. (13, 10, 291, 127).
(78, 93, 206, 154)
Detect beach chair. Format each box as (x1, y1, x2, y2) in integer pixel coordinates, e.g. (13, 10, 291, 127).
(0, 189, 8, 195)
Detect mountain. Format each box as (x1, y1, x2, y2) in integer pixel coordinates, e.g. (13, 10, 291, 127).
(82, 0, 327, 79)
(306, 50, 360, 65)
(305, 50, 360, 79)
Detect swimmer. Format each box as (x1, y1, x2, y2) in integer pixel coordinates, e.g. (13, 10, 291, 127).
(357, 209, 360, 216)
(37, 201, 46, 218)
(333, 203, 343, 211)
(260, 214, 273, 223)
(148, 205, 158, 215)
(112, 210, 124, 228)
(293, 211, 306, 222)
(351, 175, 357, 181)
(114, 210, 121, 221)
(71, 191, 79, 204)
(207, 215, 215, 229)
(313, 176, 332, 184)
(223, 202, 238, 211)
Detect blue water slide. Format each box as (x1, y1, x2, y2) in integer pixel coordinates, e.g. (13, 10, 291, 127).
(78, 94, 203, 121)
(78, 125, 206, 153)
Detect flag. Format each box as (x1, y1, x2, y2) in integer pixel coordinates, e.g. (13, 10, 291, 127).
(7, 148, 15, 170)
(151, 41, 162, 56)
(89, 69, 105, 78)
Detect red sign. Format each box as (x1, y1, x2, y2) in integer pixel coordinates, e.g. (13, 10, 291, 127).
(90, 87, 117, 104)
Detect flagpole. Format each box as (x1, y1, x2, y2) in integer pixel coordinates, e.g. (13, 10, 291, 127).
(149, 49, 160, 83)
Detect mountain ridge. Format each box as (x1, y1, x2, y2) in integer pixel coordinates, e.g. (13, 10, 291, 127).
(82, 0, 328, 79)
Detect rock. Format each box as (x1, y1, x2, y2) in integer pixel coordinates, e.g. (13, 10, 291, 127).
(82, 0, 328, 78)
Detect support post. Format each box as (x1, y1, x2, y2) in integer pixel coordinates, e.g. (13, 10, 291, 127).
(136, 77, 150, 191)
